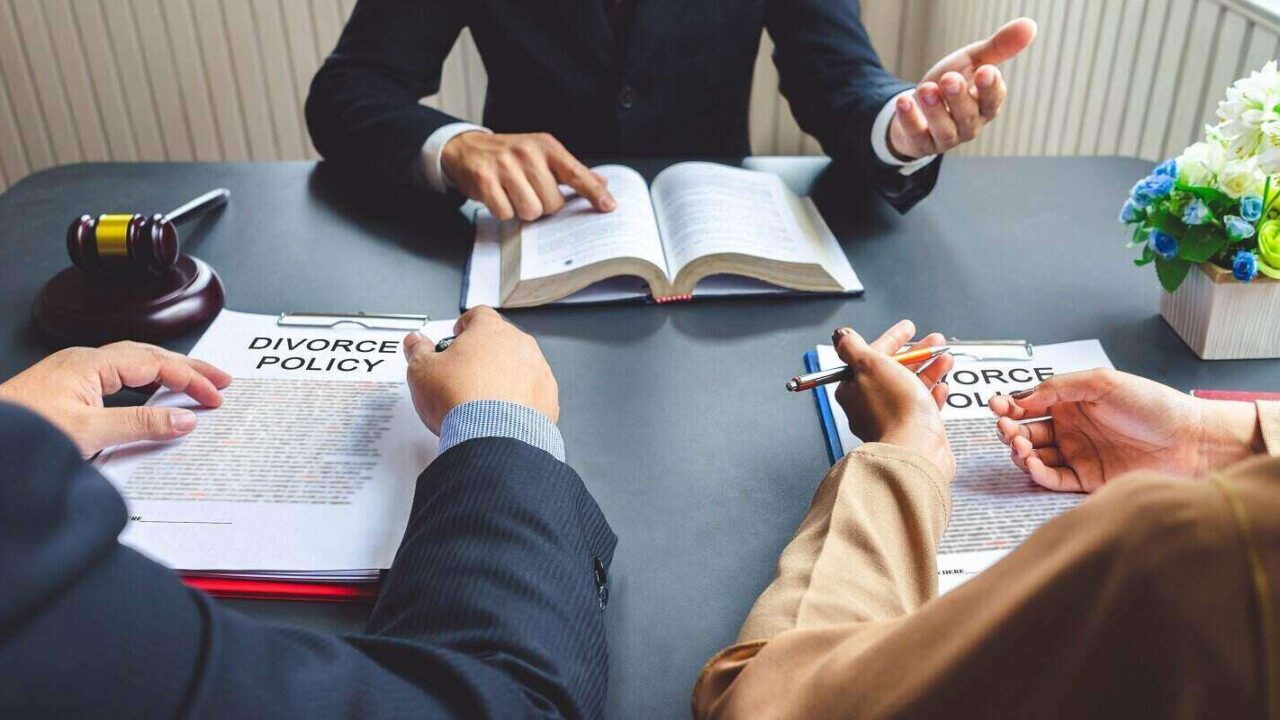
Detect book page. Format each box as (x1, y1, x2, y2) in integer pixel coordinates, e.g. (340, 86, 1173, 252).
(815, 340, 1113, 594)
(518, 164, 667, 280)
(96, 310, 454, 574)
(650, 162, 817, 274)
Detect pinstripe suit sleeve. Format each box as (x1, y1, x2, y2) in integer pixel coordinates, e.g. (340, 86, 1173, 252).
(0, 402, 615, 719)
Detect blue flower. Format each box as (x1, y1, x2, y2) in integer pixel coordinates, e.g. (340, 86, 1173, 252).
(1181, 198, 1211, 225)
(1119, 198, 1143, 223)
(1233, 249, 1259, 282)
(1241, 195, 1264, 222)
(1225, 215, 1256, 242)
(1148, 230, 1179, 260)
(1131, 174, 1175, 208)
(1153, 159, 1178, 178)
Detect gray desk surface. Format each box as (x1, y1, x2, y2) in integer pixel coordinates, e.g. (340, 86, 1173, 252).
(2, 156, 1277, 718)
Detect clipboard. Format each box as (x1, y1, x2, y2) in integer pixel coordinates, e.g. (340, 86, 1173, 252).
(171, 310, 430, 604)
(804, 350, 845, 465)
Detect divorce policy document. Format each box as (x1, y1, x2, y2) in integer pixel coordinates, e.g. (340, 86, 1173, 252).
(96, 310, 456, 579)
(816, 340, 1114, 594)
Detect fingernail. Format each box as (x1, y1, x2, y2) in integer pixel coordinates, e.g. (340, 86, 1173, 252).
(943, 79, 961, 95)
(403, 331, 420, 358)
(897, 95, 913, 112)
(977, 71, 995, 89)
(170, 409, 197, 433)
(832, 327, 852, 342)
(601, 196, 617, 211)
(921, 88, 940, 106)
(1010, 387, 1036, 400)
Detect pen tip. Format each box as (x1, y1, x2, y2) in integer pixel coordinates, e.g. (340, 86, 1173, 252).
(786, 380, 799, 392)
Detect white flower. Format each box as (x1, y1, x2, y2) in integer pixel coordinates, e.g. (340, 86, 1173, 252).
(1216, 61, 1280, 160)
(1178, 141, 1225, 186)
(1258, 145, 1280, 175)
(1219, 156, 1263, 198)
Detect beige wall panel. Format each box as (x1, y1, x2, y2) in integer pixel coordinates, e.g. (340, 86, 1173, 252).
(1076, 0, 1126, 155)
(44, 0, 109, 162)
(126, 0, 196, 161)
(1137, 0, 1195, 159)
(247, 0, 310, 159)
(1199, 10, 1250, 131)
(73, 1, 144, 161)
(3, 0, 1280, 190)
(0, 0, 49, 175)
(11, 0, 84, 165)
(1096, 0, 1148, 156)
(1163, 1, 1226, 159)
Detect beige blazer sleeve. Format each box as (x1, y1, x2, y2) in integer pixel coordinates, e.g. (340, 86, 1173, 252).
(693, 401, 1280, 720)
(1261, 401, 1280, 456)
(733, 443, 950, 643)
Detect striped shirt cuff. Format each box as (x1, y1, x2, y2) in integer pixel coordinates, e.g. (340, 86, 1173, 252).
(438, 400, 565, 462)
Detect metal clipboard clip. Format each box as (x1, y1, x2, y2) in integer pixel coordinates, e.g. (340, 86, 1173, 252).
(940, 339, 1035, 361)
(276, 312, 430, 331)
(900, 338, 1035, 362)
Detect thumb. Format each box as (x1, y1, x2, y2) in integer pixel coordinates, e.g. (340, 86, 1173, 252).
(970, 17, 1037, 66)
(831, 326, 872, 366)
(1008, 369, 1112, 415)
(95, 406, 198, 448)
(403, 330, 435, 361)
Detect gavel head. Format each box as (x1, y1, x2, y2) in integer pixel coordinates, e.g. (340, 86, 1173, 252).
(67, 213, 180, 279)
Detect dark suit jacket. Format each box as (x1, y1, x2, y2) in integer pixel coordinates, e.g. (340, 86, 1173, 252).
(305, 0, 941, 212)
(0, 402, 616, 719)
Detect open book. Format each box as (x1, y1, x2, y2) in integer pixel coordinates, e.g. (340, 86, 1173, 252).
(464, 162, 862, 308)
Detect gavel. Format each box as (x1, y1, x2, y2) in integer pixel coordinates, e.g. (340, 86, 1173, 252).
(66, 188, 230, 278)
(33, 188, 229, 346)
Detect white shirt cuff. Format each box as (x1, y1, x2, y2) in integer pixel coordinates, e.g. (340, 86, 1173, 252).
(871, 90, 937, 177)
(420, 122, 492, 194)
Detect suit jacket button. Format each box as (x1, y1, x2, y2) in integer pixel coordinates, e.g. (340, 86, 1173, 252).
(618, 86, 637, 109)
(593, 557, 609, 609)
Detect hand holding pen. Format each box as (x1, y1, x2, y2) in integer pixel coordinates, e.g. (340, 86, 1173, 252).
(825, 320, 955, 476)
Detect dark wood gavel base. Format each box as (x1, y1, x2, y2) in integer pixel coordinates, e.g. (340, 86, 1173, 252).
(33, 256, 224, 346)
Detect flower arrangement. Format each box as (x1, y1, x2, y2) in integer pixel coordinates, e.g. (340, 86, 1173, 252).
(1120, 61, 1280, 291)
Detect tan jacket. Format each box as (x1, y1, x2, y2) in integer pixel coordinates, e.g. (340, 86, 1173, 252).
(694, 402, 1280, 719)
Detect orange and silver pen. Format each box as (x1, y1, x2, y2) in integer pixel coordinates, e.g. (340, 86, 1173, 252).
(786, 345, 949, 392)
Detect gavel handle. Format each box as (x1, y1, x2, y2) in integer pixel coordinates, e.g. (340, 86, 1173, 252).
(163, 188, 231, 226)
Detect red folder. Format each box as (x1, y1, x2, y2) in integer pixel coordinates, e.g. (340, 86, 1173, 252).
(1191, 390, 1280, 402)
(182, 575, 380, 603)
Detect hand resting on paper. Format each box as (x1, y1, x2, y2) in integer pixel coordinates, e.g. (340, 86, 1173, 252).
(403, 306, 559, 435)
(989, 369, 1264, 492)
(831, 319, 956, 477)
(0, 341, 232, 458)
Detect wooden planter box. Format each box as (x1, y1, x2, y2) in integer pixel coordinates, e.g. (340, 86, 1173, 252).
(1160, 263, 1280, 359)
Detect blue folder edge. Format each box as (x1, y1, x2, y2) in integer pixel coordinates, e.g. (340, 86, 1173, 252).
(804, 350, 842, 465)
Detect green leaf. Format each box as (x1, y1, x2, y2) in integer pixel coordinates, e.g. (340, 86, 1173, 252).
(1178, 225, 1228, 263)
(1175, 181, 1233, 208)
(1134, 244, 1156, 266)
(1155, 257, 1193, 293)
(1149, 207, 1182, 235)
(1128, 223, 1147, 247)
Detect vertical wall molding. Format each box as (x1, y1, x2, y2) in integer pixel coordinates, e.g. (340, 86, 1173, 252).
(0, 0, 1278, 191)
